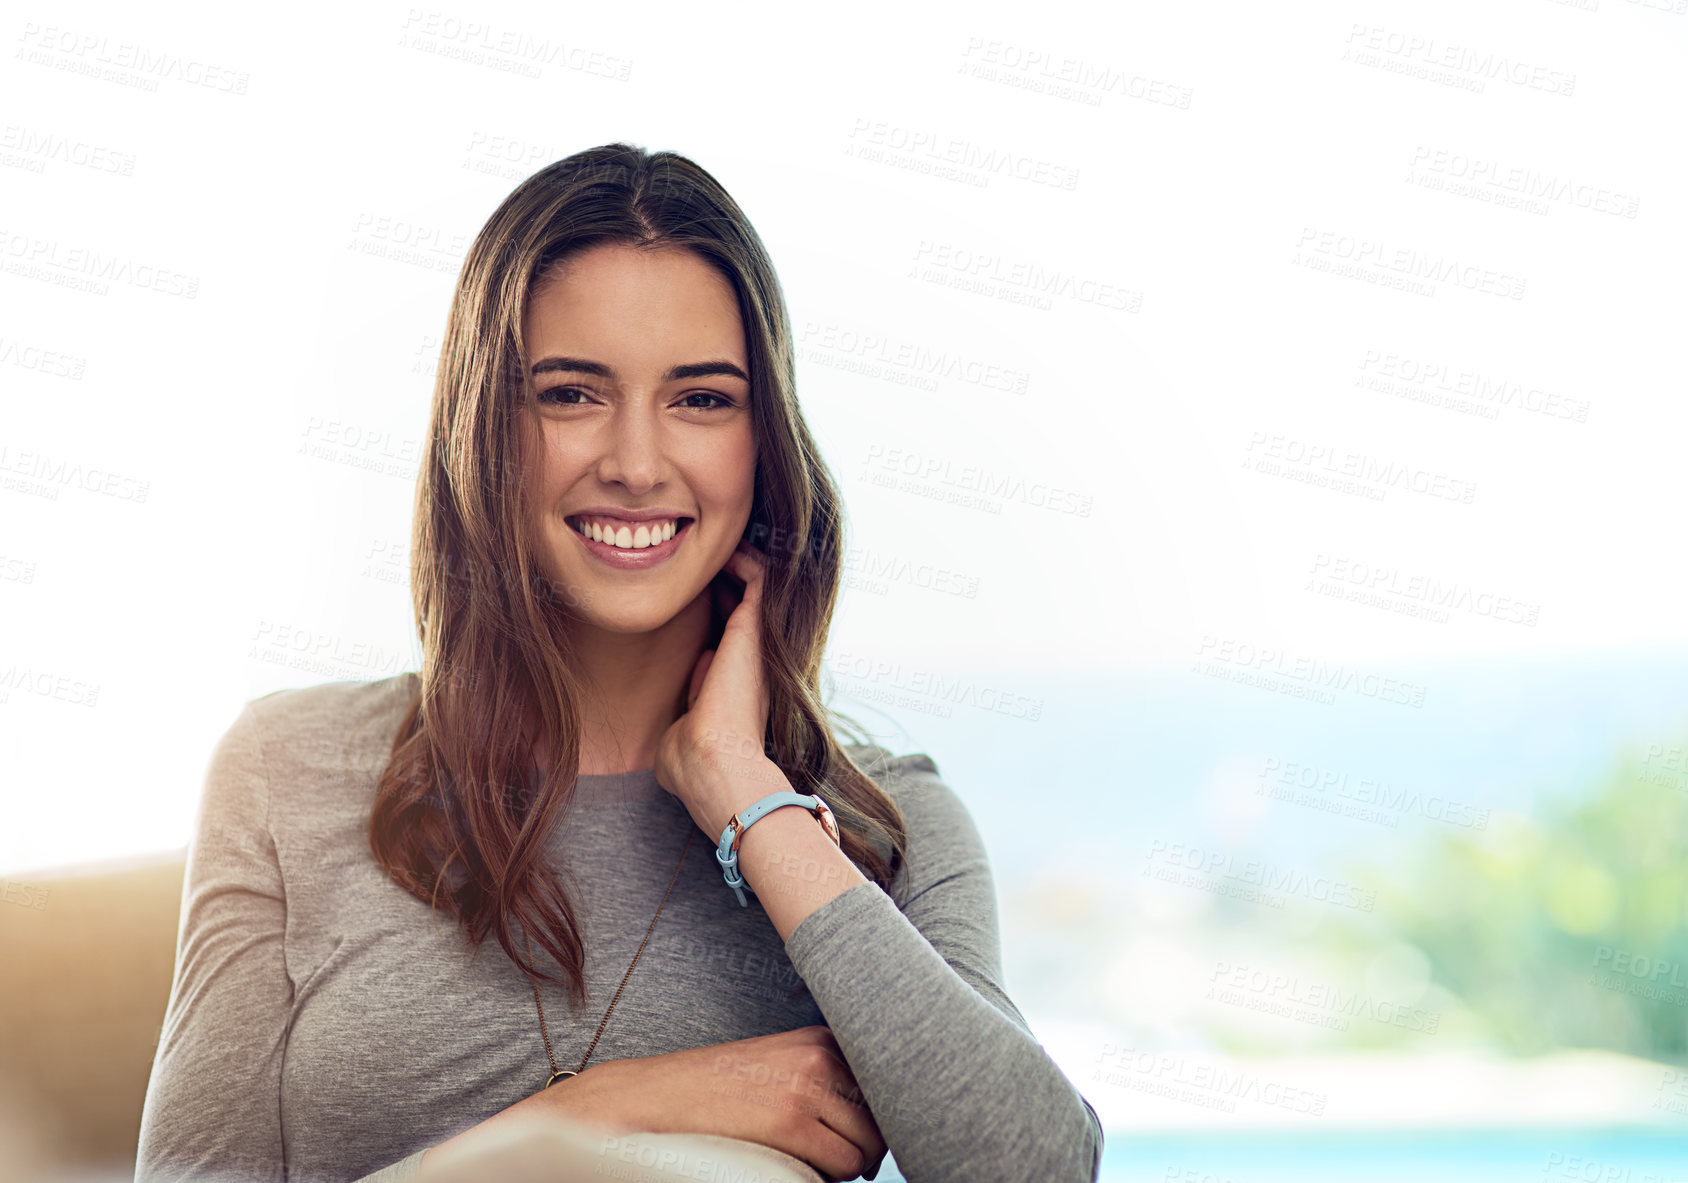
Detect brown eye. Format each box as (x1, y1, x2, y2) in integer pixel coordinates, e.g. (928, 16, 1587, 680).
(678, 392, 731, 409)
(537, 386, 590, 406)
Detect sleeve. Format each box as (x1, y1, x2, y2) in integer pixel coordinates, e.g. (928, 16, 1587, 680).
(133, 701, 427, 1183)
(781, 756, 1103, 1183)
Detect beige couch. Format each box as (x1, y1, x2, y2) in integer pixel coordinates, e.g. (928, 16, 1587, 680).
(0, 851, 825, 1183)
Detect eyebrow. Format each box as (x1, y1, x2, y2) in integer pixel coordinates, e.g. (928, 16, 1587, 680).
(530, 356, 750, 383)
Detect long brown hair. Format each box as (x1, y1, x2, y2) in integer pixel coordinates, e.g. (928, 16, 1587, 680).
(368, 142, 909, 1007)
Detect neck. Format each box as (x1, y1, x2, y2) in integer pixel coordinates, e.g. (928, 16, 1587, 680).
(534, 588, 716, 776)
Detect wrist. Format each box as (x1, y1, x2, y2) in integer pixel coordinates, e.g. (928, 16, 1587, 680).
(701, 758, 790, 837)
(716, 788, 845, 907)
(703, 754, 786, 794)
(539, 1059, 642, 1135)
(736, 802, 830, 870)
(735, 800, 864, 928)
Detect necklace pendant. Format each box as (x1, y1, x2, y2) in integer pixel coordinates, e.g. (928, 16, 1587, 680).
(544, 1069, 578, 1088)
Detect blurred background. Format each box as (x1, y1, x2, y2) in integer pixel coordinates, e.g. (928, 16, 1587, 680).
(3, 0, 1686, 1179)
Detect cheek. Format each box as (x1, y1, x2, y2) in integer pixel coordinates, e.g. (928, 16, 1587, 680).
(528, 430, 590, 500)
(689, 431, 756, 508)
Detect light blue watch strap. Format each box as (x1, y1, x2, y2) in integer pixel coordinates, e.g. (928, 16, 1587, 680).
(716, 790, 838, 908)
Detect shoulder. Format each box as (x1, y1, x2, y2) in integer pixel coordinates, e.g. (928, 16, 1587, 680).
(838, 741, 939, 785)
(230, 672, 420, 806)
(837, 742, 966, 824)
(836, 742, 988, 890)
(243, 671, 420, 751)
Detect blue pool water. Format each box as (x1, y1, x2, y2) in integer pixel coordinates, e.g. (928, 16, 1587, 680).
(866, 1127, 1688, 1182)
(1095, 1127, 1688, 1182)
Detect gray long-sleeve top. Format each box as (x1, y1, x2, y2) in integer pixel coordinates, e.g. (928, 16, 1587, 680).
(133, 671, 1102, 1183)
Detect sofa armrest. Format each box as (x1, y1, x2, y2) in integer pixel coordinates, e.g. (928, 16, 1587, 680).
(0, 849, 186, 1174)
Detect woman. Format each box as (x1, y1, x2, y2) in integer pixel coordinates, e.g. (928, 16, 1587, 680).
(134, 143, 1103, 1183)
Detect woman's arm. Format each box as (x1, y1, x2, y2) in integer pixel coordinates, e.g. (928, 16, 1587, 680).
(741, 753, 1103, 1183)
(133, 700, 421, 1183)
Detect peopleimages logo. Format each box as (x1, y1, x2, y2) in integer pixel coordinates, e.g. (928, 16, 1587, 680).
(1357, 349, 1591, 423)
(912, 240, 1142, 312)
(397, 11, 632, 80)
(1145, 839, 1377, 912)
(1207, 961, 1442, 1034)
(1408, 146, 1639, 218)
(1307, 554, 1539, 628)
(861, 444, 1093, 517)
(0, 666, 100, 708)
(1194, 635, 1429, 709)
(0, 230, 200, 298)
(0, 444, 149, 503)
(0, 126, 137, 175)
(16, 22, 251, 94)
(1258, 756, 1491, 830)
(829, 651, 1044, 721)
(1342, 24, 1576, 96)
(959, 39, 1195, 110)
(1592, 946, 1688, 988)
(846, 118, 1080, 190)
(1243, 431, 1478, 505)
(1092, 1042, 1327, 1115)
(1294, 227, 1526, 300)
(1, 879, 51, 911)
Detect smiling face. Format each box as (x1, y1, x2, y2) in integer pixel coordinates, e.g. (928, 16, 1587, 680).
(518, 242, 757, 637)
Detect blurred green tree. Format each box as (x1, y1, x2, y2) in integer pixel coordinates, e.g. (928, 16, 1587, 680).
(1364, 743, 1688, 1059)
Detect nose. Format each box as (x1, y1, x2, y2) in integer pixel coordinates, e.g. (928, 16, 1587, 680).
(593, 402, 666, 494)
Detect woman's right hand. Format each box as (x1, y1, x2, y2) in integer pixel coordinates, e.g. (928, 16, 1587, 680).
(539, 1024, 886, 1181)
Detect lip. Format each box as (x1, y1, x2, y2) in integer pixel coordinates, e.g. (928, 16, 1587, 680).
(569, 517, 693, 569)
(567, 506, 692, 523)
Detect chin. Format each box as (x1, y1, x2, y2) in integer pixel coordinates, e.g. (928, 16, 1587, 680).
(584, 608, 686, 635)
(554, 572, 703, 630)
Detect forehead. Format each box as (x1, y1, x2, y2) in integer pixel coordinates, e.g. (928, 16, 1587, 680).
(524, 244, 747, 365)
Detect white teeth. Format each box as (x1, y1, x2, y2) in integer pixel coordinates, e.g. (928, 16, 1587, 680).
(573, 517, 683, 550)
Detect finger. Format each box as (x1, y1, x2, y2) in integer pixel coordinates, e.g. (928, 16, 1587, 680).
(723, 544, 768, 588)
(732, 1075, 868, 1183)
(789, 1040, 884, 1176)
(813, 1058, 886, 1170)
(799, 1122, 876, 1183)
(816, 1100, 884, 1180)
(764, 1071, 877, 1183)
(716, 575, 767, 659)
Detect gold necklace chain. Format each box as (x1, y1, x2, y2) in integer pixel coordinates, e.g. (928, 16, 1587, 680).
(523, 828, 695, 1090)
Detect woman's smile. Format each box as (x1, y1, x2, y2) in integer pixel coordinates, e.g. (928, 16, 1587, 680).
(565, 513, 696, 568)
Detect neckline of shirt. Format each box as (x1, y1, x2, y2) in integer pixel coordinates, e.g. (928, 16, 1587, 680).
(525, 762, 672, 801)
(395, 672, 672, 801)
(572, 767, 666, 796)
